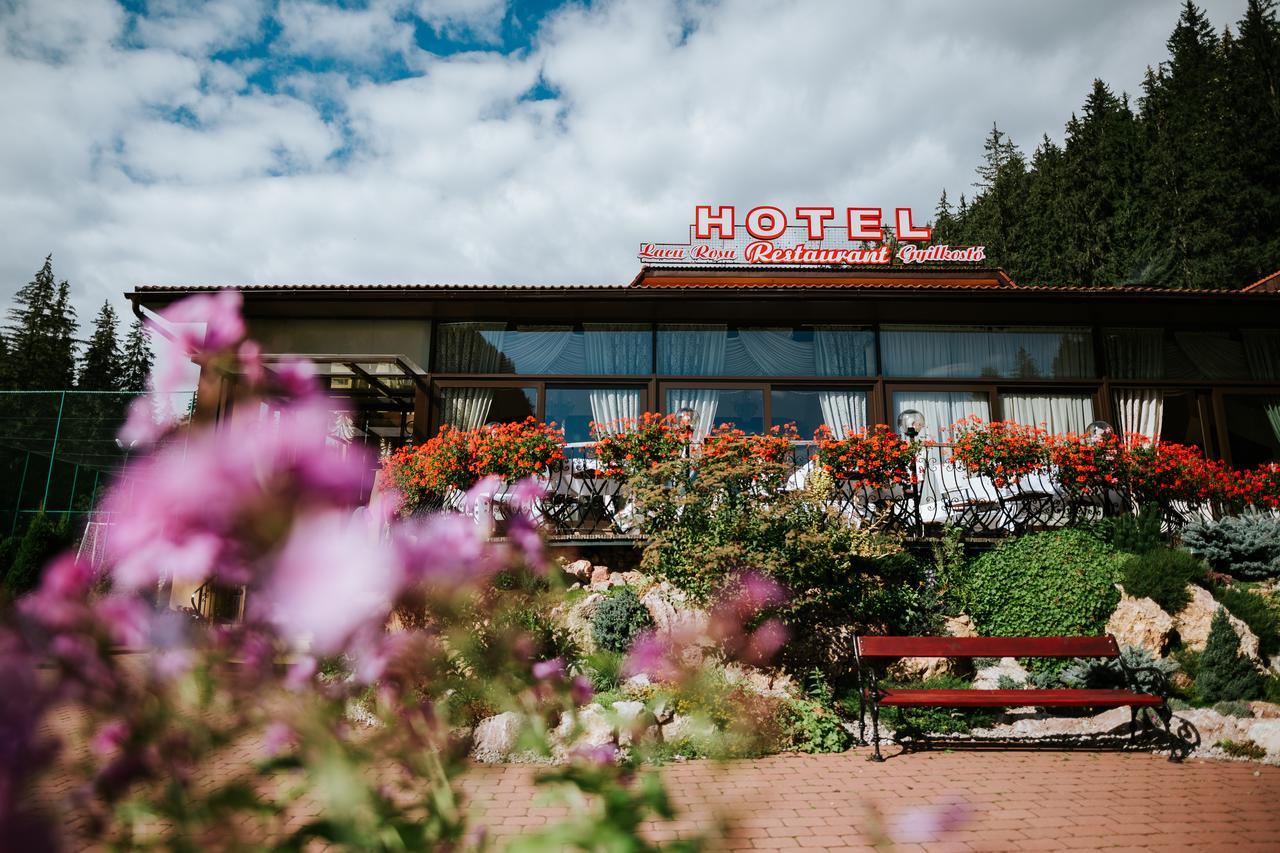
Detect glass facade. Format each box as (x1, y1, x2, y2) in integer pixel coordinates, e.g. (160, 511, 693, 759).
(656, 325, 875, 376)
(1222, 395, 1280, 468)
(545, 386, 643, 444)
(882, 325, 1094, 379)
(434, 323, 651, 374)
(665, 388, 764, 438)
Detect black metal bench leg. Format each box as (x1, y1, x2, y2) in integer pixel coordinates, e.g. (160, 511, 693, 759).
(869, 699, 884, 762)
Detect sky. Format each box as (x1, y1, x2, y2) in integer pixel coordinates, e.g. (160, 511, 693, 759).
(0, 0, 1252, 324)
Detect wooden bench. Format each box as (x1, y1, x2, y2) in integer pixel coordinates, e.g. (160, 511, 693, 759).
(854, 635, 1190, 762)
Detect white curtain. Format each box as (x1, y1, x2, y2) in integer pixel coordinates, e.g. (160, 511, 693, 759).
(440, 388, 494, 430)
(1114, 389, 1163, 441)
(1244, 330, 1280, 381)
(1104, 328, 1164, 379)
(892, 391, 990, 444)
(881, 326, 1092, 378)
(497, 326, 574, 374)
(734, 329, 814, 375)
(583, 324, 647, 431)
(1173, 331, 1248, 379)
(659, 325, 726, 440)
(1001, 393, 1095, 435)
(812, 327, 872, 437)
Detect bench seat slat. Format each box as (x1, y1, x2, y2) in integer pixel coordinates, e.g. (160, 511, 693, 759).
(873, 688, 1163, 708)
(857, 635, 1119, 660)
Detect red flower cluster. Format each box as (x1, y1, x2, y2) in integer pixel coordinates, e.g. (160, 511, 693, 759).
(951, 417, 1050, 487)
(1230, 463, 1280, 509)
(814, 424, 919, 491)
(701, 423, 800, 464)
(591, 412, 691, 476)
(381, 418, 565, 512)
(1125, 437, 1218, 505)
(1047, 431, 1127, 497)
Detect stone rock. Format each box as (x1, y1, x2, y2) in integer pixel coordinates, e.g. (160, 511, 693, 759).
(1173, 707, 1249, 749)
(552, 592, 604, 653)
(617, 571, 648, 588)
(662, 714, 717, 744)
(590, 565, 611, 585)
(1108, 590, 1175, 656)
(624, 673, 652, 689)
(607, 575, 627, 588)
(640, 581, 709, 636)
(563, 558, 593, 581)
(1249, 701, 1280, 719)
(611, 700, 658, 744)
(721, 663, 799, 698)
(555, 703, 615, 750)
(972, 657, 1029, 690)
(889, 656, 955, 682)
(943, 613, 978, 638)
(1172, 585, 1262, 666)
(1244, 719, 1280, 759)
(471, 712, 523, 763)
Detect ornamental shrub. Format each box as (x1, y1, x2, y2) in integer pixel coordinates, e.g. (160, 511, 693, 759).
(1096, 506, 1166, 555)
(4, 513, 75, 596)
(964, 529, 1125, 640)
(1197, 608, 1264, 703)
(1055, 646, 1179, 695)
(1120, 548, 1206, 614)
(1213, 585, 1280, 659)
(1182, 512, 1280, 580)
(590, 587, 654, 653)
(780, 672, 851, 754)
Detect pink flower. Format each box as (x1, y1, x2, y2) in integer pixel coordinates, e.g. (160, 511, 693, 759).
(238, 340, 265, 386)
(260, 509, 399, 657)
(393, 511, 497, 588)
(623, 631, 682, 683)
(261, 722, 295, 758)
(890, 797, 972, 843)
(161, 290, 245, 352)
(532, 658, 565, 681)
(572, 743, 619, 766)
(272, 358, 318, 398)
(570, 675, 594, 705)
(90, 720, 128, 756)
(741, 618, 789, 666)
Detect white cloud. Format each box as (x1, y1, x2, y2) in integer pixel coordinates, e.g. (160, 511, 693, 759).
(413, 0, 509, 44)
(0, 0, 1257, 330)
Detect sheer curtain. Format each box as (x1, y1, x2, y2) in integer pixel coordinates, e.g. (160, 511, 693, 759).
(736, 329, 814, 375)
(1104, 328, 1164, 379)
(659, 326, 726, 440)
(499, 326, 574, 374)
(583, 324, 646, 431)
(1001, 393, 1095, 434)
(1114, 390, 1163, 441)
(436, 323, 507, 429)
(892, 391, 991, 444)
(1173, 331, 1248, 379)
(881, 326, 1092, 378)
(1244, 330, 1280, 381)
(814, 327, 872, 437)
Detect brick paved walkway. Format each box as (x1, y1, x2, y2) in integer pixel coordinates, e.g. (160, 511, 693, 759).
(462, 748, 1280, 852)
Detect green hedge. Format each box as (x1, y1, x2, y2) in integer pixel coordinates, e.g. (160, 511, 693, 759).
(964, 529, 1125, 639)
(1120, 548, 1206, 614)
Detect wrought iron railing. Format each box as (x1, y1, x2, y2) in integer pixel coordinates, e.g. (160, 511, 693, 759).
(435, 441, 1221, 541)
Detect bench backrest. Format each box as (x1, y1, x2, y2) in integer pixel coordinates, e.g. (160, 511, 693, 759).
(856, 635, 1120, 660)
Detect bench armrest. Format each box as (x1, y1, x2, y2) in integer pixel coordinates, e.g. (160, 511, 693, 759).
(1117, 661, 1173, 700)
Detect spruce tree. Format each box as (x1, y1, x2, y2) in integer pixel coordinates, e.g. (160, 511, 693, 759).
(3, 256, 58, 389)
(120, 317, 154, 393)
(1197, 607, 1263, 702)
(79, 302, 122, 391)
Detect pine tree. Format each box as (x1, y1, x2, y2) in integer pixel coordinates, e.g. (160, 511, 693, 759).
(3, 255, 79, 390)
(965, 124, 1029, 276)
(932, 190, 955, 243)
(120, 317, 154, 393)
(1197, 607, 1263, 702)
(79, 302, 122, 391)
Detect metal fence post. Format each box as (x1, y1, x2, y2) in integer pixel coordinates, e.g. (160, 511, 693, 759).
(11, 451, 30, 534)
(40, 391, 66, 512)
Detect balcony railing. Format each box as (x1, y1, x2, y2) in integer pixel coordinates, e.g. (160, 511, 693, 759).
(423, 441, 1220, 542)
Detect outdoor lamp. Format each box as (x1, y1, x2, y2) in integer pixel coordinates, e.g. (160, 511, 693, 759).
(676, 407, 696, 428)
(897, 409, 925, 439)
(1085, 420, 1114, 442)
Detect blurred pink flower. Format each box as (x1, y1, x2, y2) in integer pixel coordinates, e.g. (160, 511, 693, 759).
(161, 290, 245, 352)
(890, 797, 972, 843)
(260, 509, 400, 657)
(392, 510, 498, 587)
(272, 358, 318, 398)
(570, 675, 594, 705)
(571, 743, 618, 766)
(532, 658, 564, 681)
(623, 631, 682, 683)
(90, 720, 128, 756)
(741, 618, 789, 666)
(261, 722, 295, 758)
(237, 340, 265, 386)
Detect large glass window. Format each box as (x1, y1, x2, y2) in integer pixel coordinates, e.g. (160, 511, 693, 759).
(1104, 328, 1262, 380)
(1113, 388, 1209, 450)
(438, 386, 537, 430)
(882, 326, 1094, 379)
(999, 392, 1095, 434)
(891, 390, 991, 443)
(665, 388, 764, 439)
(1223, 394, 1280, 468)
(434, 323, 651, 374)
(545, 387, 643, 444)
(657, 326, 875, 377)
(771, 387, 867, 439)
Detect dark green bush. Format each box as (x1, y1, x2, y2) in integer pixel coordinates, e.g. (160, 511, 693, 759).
(1120, 548, 1206, 614)
(1213, 585, 1280, 658)
(964, 529, 1125, 640)
(0, 535, 19, 585)
(590, 587, 653, 653)
(3, 514, 75, 596)
(1197, 608, 1263, 703)
(1054, 646, 1178, 695)
(1097, 506, 1166, 555)
(1182, 512, 1280, 580)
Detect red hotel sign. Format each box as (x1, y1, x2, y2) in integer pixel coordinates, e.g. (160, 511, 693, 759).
(639, 205, 986, 266)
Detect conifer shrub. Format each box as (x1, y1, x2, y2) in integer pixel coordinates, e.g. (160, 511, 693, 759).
(964, 529, 1125, 639)
(1119, 547, 1206, 614)
(1096, 506, 1166, 554)
(1213, 585, 1280, 659)
(1197, 608, 1263, 703)
(3, 514, 75, 596)
(590, 587, 654, 653)
(1182, 512, 1280, 580)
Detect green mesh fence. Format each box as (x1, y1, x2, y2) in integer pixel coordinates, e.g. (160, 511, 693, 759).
(0, 390, 196, 535)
